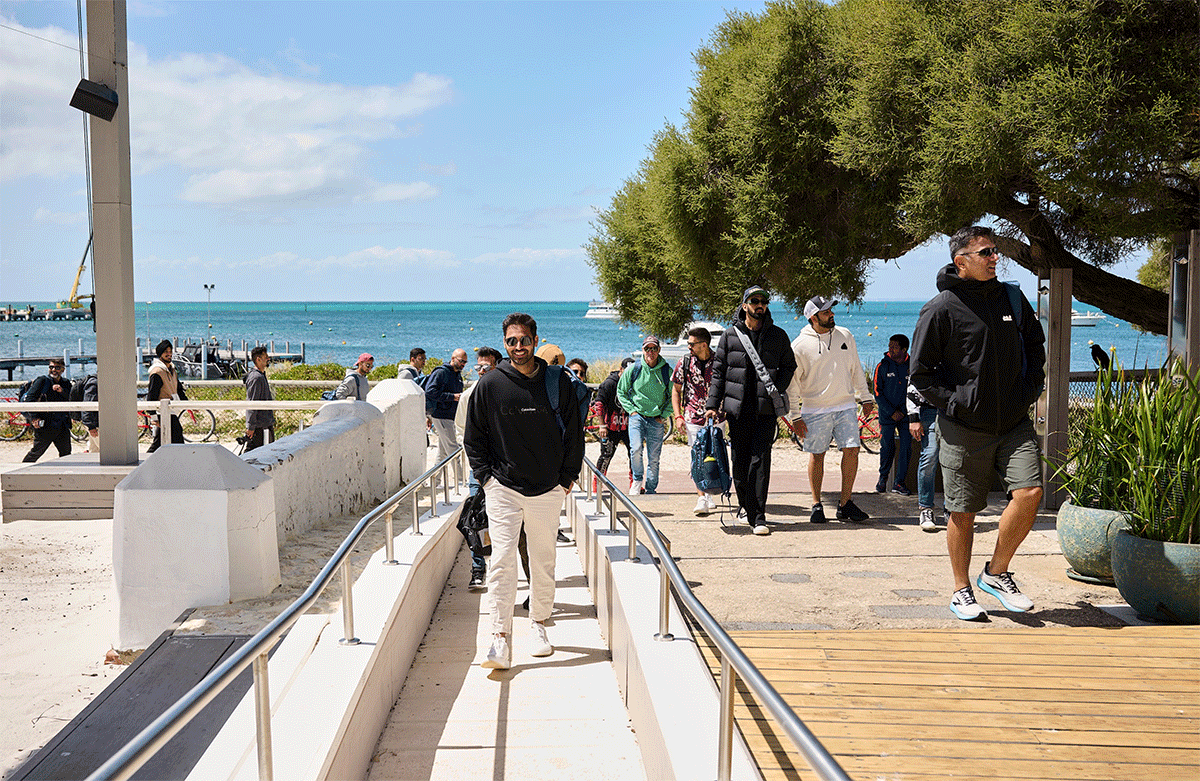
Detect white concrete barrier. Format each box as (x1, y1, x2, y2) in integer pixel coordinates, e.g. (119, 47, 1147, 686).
(113, 444, 280, 650)
(366, 378, 427, 491)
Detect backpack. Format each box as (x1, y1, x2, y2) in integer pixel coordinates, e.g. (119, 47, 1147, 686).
(544, 364, 590, 436)
(690, 421, 732, 497)
(69, 374, 95, 421)
(456, 486, 491, 556)
(627, 359, 672, 387)
(320, 390, 337, 401)
(18, 377, 41, 424)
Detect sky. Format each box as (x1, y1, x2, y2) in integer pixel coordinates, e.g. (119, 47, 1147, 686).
(0, 0, 1146, 305)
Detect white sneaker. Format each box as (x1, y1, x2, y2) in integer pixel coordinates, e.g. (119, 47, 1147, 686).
(694, 496, 710, 516)
(705, 494, 717, 511)
(919, 507, 937, 532)
(752, 524, 771, 536)
(482, 634, 511, 669)
(529, 621, 553, 657)
(629, 479, 643, 495)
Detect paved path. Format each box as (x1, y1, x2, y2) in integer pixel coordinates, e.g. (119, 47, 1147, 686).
(366, 537, 645, 781)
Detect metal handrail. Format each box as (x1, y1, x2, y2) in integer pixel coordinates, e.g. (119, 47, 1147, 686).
(84, 447, 469, 781)
(581, 456, 852, 781)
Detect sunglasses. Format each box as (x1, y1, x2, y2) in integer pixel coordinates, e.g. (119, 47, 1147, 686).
(957, 246, 1000, 258)
(505, 335, 534, 347)
(643, 345, 660, 352)
(748, 297, 769, 306)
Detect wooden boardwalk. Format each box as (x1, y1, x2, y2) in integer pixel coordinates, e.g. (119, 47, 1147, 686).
(698, 626, 1200, 781)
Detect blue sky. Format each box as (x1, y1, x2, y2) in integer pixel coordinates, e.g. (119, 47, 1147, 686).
(0, 0, 1145, 305)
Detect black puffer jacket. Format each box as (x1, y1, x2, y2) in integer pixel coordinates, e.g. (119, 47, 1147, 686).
(910, 263, 1046, 436)
(706, 307, 796, 419)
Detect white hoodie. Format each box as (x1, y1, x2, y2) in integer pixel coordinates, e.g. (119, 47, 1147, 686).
(786, 324, 872, 418)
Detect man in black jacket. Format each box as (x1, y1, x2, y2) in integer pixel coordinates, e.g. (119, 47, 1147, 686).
(22, 358, 72, 462)
(706, 286, 797, 535)
(910, 226, 1046, 621)
(464, 312, 584, 669)
(243, 345, 275, 451)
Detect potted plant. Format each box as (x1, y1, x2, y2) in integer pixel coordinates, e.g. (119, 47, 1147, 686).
(1110, 362, 1200, 624)
(1052, 364, 1132, 585)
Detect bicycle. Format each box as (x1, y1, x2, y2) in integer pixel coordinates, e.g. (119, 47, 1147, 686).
(137, 405, 217, 442)
(1, 395, 94, 443)
(857, 409, 882, 454)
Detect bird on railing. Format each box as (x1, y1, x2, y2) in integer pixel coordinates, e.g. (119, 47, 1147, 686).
(1090, 343, 1111, 371)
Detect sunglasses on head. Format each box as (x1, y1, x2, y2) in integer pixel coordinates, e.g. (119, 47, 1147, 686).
(958, 246, 1000, 258)
(505, 335, 534, 347)
(748, 297, 769, 306)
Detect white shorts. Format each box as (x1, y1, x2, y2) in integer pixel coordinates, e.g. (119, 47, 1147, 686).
(801, 407, 860, 453)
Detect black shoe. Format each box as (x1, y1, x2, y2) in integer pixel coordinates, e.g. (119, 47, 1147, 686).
(836, 499, 869, 522)
(557, 529, 570, 543)
(468, 570, 486, 590)
(891, 483, 912, 496)
(519, 596, 530, 611)
(875, 479, 887, 493)
(810, 503, 828, 524)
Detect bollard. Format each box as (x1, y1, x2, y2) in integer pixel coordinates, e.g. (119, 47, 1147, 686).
(339, 561, 360, 645)
(253, 653, 274, 781)
(655, 536, 673, 641)
(78, 337, 84, 355)
(17, 339, 22, 358)
(383, 509, 398, 565)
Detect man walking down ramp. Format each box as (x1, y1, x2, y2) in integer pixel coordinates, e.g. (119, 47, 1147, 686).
(910, 225, 1046, 621)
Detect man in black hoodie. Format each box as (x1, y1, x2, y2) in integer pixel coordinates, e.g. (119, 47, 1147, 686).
(464, 312, 583, 670)
(910, 226, 1046, 621)
(705, 286, 797, 535)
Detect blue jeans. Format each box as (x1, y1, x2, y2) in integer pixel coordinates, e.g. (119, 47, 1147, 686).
(628, 414, 666, 492)
(879, 414, 912, 489)
(916, 407, 940, 509)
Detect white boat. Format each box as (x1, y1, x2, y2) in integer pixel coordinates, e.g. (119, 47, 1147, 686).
(1072, 309, 1107, 327)
(652, 321, 727, 361)
(584, 301, 619, 319)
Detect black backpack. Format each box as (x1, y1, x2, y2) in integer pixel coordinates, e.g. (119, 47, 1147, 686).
(69, 374, 95, 421)
(456, 486, 491, 557)
(18, 377, 42, 423)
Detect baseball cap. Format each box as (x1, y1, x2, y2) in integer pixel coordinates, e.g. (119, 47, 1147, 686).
(803, 296, 837, 320)
(642, 335, 661, 349)
(742, 286, 769, 304)
(356, 352, 374, 365)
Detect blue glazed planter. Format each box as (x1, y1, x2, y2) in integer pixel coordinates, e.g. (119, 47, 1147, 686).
(1111, 530, 1200, 625)
(1056, 501, 1129, 585)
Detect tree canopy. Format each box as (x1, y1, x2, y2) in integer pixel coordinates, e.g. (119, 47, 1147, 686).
(587, 0, 1199, 336)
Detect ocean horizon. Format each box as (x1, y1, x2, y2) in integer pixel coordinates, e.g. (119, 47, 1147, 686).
(1, 299, 1168, 379)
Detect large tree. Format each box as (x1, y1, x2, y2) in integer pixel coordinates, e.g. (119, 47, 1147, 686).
(588, 0, 1199, 335)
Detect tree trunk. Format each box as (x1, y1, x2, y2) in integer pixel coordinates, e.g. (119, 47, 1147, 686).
(993, 198, 1169, 335)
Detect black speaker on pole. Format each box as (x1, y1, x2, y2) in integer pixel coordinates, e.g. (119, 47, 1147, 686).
(69, 79, 119, 121)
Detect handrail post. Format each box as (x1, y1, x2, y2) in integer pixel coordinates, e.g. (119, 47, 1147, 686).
(442, 464, 450, 505)
(608, 490, 617, 532)
(627, 511, 639, 562)
(158, 397, 170, 435)
(429, 473, 439, 518)
(339, 561, 360, 645)
(253, 652, 273, 781)
(718, 655, 735, 781)
(655, 536, 673, 641)
(595, 474, 603, 515)
(382, 508, 398, 565)
(411, 491, 422, 536)
(584, 465, 592, 500)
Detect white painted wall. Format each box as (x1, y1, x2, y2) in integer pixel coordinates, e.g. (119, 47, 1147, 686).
(113, 445, 279, 650)
(366, 378, 427, 491)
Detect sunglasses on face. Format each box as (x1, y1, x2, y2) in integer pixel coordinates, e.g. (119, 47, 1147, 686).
(686, 341, 704, 348)
(748, 297, 769, 306)
(958, 246, 1000, 258)
(505, 335, 534, 347)
(643, 345, 660, 352)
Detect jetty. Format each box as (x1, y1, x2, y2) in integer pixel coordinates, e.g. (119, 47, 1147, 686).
(1, 306, 92, 322)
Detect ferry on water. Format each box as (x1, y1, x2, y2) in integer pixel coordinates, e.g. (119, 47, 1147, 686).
(584, 300, 620, 319)
(1071, 310, 1107, 327)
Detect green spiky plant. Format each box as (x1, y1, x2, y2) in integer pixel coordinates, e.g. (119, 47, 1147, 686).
(1053, 362, 1137, 511)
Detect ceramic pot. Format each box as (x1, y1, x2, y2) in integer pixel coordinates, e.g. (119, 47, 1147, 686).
(1111, 530, 1200, 624)
(1056, 501, 1129, 585)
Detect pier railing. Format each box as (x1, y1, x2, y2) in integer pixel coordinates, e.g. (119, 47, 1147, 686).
(579, 455, 852, 781)
(83, 446, 470, 781)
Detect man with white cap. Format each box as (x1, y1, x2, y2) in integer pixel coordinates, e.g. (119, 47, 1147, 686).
(787, 296, 875, 524)
(616, 335, 673, 494)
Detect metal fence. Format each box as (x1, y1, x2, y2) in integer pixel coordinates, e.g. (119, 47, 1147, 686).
(1065, 369, 1161, 451)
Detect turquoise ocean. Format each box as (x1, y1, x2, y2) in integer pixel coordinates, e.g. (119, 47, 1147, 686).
(0, 299, 1169, 380)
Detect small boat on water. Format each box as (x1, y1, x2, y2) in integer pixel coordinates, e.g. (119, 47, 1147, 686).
(584, 301, 620, 320)
(651, 321, 728, 361)
(1072, 310, 1107, 327)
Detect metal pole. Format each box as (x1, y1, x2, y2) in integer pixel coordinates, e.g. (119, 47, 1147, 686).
(411, 490, 422, 536)
(441, 464, 449, 505)
(595, 475, 603, 516)
(655, 537, 673, 641)
(253, 652, 273, 781)
(718, 655, 736, 781)
(584, 464, 592, 500)
(609, 490, 617, 533)
(339, 562, 359, 645)
(627, 511, 639, 562)
(429, 474, 439, 518)
(383, 509, 398, 565)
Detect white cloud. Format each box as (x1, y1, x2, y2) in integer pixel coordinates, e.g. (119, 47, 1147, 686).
(468, 247, 584, 268)
(138, 244, 458, 274)
(360, 181, 440, 203)
(1, 17, 454, 206)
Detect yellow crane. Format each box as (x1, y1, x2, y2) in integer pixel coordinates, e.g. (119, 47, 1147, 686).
(56, 235, 95, 310)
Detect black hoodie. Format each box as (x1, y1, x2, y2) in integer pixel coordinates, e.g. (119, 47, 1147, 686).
(910, 263, 1045, 436)
(706, 306, 797, 419)
(463, 356, 583, 495)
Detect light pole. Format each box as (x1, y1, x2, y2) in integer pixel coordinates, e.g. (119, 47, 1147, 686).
(203, 284, 215, 334)
(145, 301, 152, 362)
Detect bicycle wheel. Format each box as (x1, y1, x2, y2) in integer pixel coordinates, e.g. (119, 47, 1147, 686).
(0, 411, 29, 441)
(859, 412, 881, 454)
(176, 408, 217, 442)
(663, 414, 675, 440)
(137, 412, 153, 440)
(70, 419, 89, 443)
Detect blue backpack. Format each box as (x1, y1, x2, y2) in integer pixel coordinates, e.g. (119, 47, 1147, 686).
(690, 421, 732, 496)
(543, 365, 590, 436)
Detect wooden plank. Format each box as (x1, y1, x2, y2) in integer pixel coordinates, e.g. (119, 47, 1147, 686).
(2, 472, 130, 491)
(4, 490, 116, 508)
(774, 695, 1200, 719)
(3, 506, 113, 521)
(735, 656, 1198, 680)
(737, 708, 1197, 735)
(724, 668, 1198, 692)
